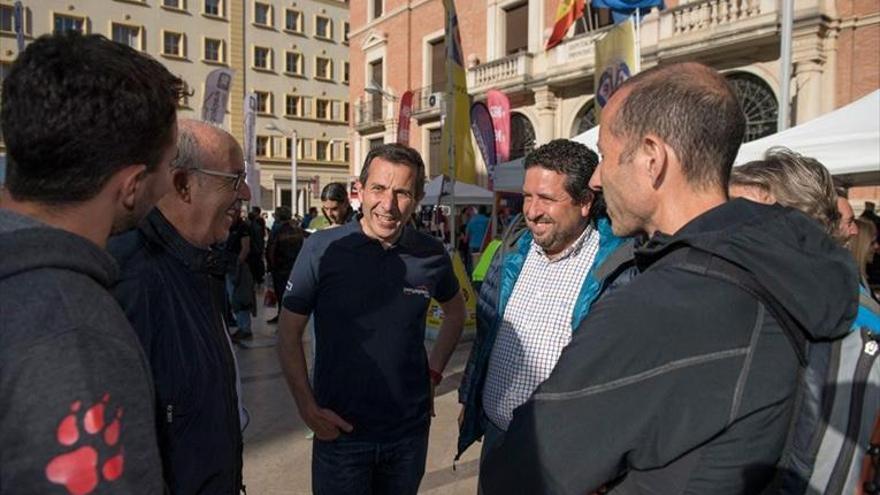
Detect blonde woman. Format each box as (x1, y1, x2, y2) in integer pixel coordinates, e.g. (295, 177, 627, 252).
(852, 217, 879, 287)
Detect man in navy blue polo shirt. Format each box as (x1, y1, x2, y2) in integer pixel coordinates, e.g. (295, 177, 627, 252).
(277, 143, 467, 495)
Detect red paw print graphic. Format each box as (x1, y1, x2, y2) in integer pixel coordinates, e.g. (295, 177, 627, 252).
(44, 394, 125, 495)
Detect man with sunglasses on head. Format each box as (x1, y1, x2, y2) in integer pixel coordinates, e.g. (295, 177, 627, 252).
(108, 120, 250, 494)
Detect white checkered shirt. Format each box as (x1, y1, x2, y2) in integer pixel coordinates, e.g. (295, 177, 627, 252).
(483, 225, 601, 430)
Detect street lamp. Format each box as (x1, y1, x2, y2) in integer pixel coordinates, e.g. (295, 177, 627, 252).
(364, 79, 397, 101)
(265, 123, 299, 216)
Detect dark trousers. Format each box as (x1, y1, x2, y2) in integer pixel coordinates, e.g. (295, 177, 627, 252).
(271, 269, 290, 314)
(312, 428, 429, 495)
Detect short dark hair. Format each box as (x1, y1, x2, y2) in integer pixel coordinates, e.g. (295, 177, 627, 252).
(321, 182, 349, 203)
(359, 143, 426, 197)
(611, 62, 745, 190)
(1, 32, 187, 204)
(524, 139, 598, 205)
(274, 206, 292, 222)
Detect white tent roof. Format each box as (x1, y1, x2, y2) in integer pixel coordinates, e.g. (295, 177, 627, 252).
(495, 90, 880, 194)
(572, 125, 600, 151)
(421, 175, 494, 205)
(571, 90, 880, 180)
(734, 90, 879, 180)
(493, 158, 526, 193)
(493, 128, 600, 194)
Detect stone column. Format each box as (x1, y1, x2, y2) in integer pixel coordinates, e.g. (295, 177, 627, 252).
(791, 21, 831, 124)
(533, 86, 559, 143)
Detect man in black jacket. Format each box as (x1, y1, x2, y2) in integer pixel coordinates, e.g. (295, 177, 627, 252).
(109, 120, 250, 493)
(481, 62, 859, 494)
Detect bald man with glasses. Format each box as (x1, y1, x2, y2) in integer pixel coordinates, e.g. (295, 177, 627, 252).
(108, 120, 250, 494)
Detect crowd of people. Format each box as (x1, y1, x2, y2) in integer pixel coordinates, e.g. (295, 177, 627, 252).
(0, 31, 878, 495)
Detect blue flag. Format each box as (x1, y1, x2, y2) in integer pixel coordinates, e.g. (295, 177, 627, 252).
(592, 0, 663, 23)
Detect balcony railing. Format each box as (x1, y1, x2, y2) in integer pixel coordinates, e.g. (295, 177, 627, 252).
(468, 51, 533, 92)
(353, 98, 386, 130)
(670, 0, 764, 35)
(410, 85, 446, 117)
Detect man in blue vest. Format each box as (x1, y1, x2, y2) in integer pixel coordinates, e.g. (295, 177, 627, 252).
(457, 140, 624, 491)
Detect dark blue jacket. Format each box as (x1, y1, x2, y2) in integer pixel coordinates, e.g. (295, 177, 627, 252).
(456, 216, 626, 459)
(108, 209, 243, 494)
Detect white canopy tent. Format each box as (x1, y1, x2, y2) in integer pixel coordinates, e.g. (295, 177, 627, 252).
(492, 90, 879, 194)
(492, 126, 601, 194)
(421, 175, 494, 205)
(493, 158, 526, 193)
(734, 90, 880, 185)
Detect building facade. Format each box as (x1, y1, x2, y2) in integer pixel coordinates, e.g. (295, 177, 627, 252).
(348, 0, 879, 196)
(0, 0, 351, 214)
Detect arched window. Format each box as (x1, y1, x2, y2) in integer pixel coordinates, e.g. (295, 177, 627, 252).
(570, 99, 598, 138)
(510, 112, 536, 160)
(725, 72, 778, 142)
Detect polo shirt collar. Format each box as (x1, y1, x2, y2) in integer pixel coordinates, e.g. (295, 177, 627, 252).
(348, 214, 415, 250)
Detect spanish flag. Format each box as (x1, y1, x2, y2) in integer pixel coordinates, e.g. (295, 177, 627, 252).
(440, 0, 477, 185)
(546, 0, 586, 50)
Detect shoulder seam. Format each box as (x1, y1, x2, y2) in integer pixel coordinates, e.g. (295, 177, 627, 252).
(533, 347, 749, 402)
(728, 302, 765, 423)
(2, 324, 142, 369)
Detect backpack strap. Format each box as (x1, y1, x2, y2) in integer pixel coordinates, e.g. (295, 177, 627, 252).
(656, 246, 809, 366)
(653, 246, 814, 494)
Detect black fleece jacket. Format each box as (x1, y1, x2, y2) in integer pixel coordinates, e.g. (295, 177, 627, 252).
(108, 208, 243, 494)
(481, 199, 859, 495)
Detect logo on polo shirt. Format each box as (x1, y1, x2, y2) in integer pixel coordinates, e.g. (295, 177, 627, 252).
(403, 285, 431, 299)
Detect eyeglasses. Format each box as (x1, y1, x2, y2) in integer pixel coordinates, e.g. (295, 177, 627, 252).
(192, 168, 247, 191)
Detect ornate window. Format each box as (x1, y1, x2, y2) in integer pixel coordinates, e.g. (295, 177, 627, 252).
(571, 99, 598, 138)
(726, 73, 778, 142)
(510, 113, 535, 160)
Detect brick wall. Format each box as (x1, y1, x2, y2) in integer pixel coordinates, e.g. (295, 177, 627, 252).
(835, 0, 880, 106)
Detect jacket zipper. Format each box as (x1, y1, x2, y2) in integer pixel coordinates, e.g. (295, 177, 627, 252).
(166, 404, 173, 424)
(209, 274, 243, 494)
(825, 329, 879, 494)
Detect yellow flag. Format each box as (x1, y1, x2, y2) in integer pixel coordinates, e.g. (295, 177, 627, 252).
(440, 0, 477, 185)
(426, 252, 476, 340)
(594, 18, 637, 119)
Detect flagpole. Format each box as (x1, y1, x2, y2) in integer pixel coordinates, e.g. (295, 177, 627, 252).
(449, 129, 457, 253)
(585, 0, 594, 32)
(444, 0, 456, 252)
(634, 11, 641, 72)
(778, 0, 793, 131)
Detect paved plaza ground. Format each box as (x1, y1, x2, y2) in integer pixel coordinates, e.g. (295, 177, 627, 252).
(236, 295, 481, 494)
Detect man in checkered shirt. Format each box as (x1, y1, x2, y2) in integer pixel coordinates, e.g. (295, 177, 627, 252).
(456, 140, 625, 488)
